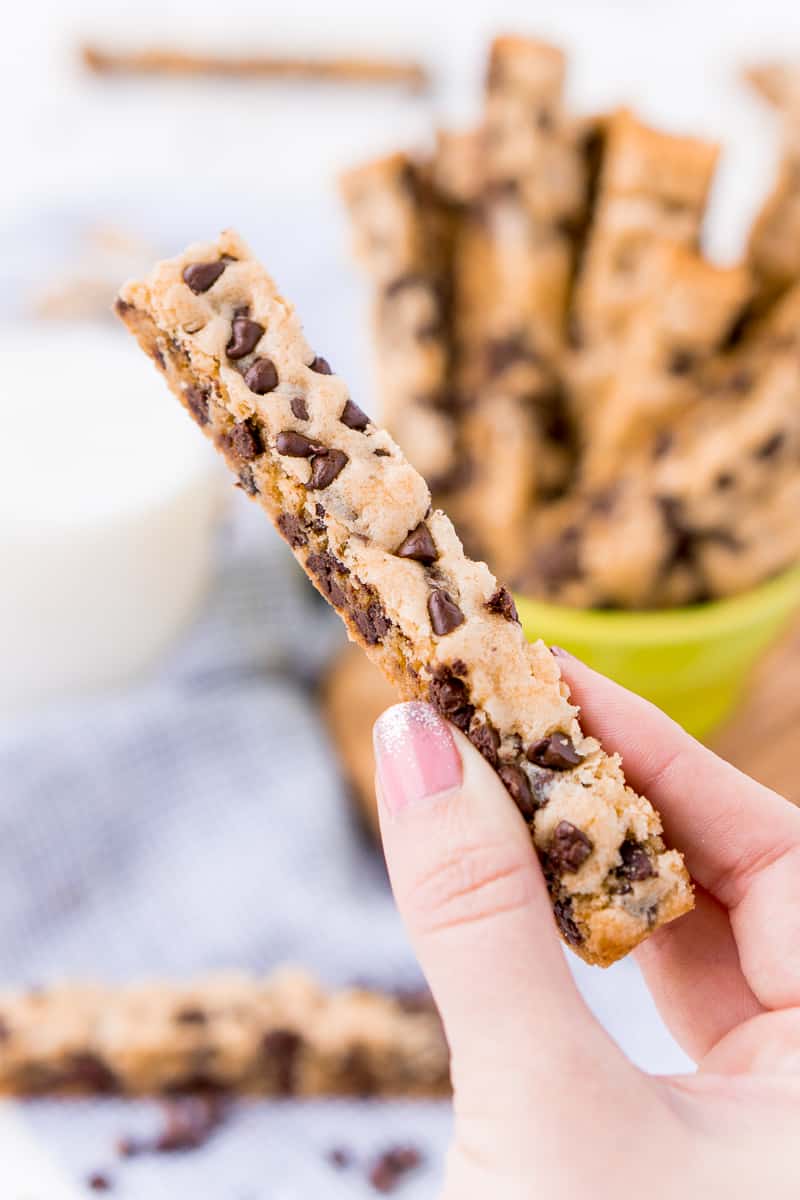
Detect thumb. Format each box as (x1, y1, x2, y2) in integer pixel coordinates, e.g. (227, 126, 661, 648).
(373, 702, 616, 1111)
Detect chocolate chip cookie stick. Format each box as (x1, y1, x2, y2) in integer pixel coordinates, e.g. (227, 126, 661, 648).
(82, 44, 429, 90)
(569, 109, 719, 423)
(341, 154, 461, 494)
(117, 230, 693, 966)
(0, 970, 448, 1098)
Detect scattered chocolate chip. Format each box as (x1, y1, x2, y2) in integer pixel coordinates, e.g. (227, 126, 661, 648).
(66, 1053, 118, 1093)
(755, 431, 785, 459)
(263, 1029, 301, 1095)
(155, 1096, 226, 1153)
(667, 348, 695, 376)
(618, 839, 655, 881)
(548, 821, 593, 872)
(428, 667, 474, 731)
(497, 764, 536, 820)
(114, 297, 133, 317)
(374, 448, 390, 456)
(229, 419, 263, 461)
(309, 449, 348, 489)
(450, 658, 467, 676)
(395, 522, 438, 565)
(182, 261, 226, 294)
(553, 897, 583, 945)
(428, 589, 465, 636)
(485, 587, 519, 623)
(237, 466, 258, 496)
(309, 355, 332, 374)
(87, 1171, 112, 1192)
(527, 733, 583, 770)
(244, 356, 279, 394)
(276, 430, 322, 457)
(352, 597, 392, 646)
(340, 398, 370, 431)
(290, 395, 309, 420)
(226, 315, 264, 360)
(468, 722, 500, 767)
(715, 470, 736, 490)
(485, 333, 537, 377)
(277, 513, 308, 549)
(174, 1007, 207, 1025)
(185, 385, 210, 426)
(308, 551, 349, 608)
(368, 1146, 423, 1194)
(328, 1146, 353, 1170)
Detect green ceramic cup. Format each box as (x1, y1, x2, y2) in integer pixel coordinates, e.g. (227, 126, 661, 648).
(514, 564, 800, 740)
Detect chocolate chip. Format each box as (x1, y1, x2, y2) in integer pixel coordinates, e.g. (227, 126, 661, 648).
(309, 449, 348, 489)
(66, 1053, 118, 1093)
(309, 355, 332, 374)
(548, 821, 593, 872)
(244, 356, 279, 394)
(553, 897, 583, 945)
(497, 764, 536, 820)
(368, 1146, 423, 1194)
(276, 430, 322, 457)
(340, 398, 370, 431)
(114, 297, 133, 317)
(174, 1008, 207, 1025)
(485, 334, 537, 377)
(229, 419, 263, 461)
(351, 597, 392, 646)
(468, 722, 500, 767)
(290, 395, 309, 420)
(155, 1096, 225, 1152)
(667, 348, 695, 376)
(87, 1171, 112, 1192)
(485, 587, 519, 622)
(182, 261, 226, 293)
(328, 1146, 353, 1170)
(307, 551, 349, 608)
(185, 385, 210, 426)
(618, 839, 654, 881)
(755, 431, 785, 459)
(428, 589, 465, 636)
(428, 667, 474, 731)
(277, 513, 309, 549)
(237, 466, 258, 496)
(226, 315, 264, 360)
(527, 732, 583, 770)
(374, 448, 390, 456)
(395, 522, 438, 564)
(715, 470, 736, 490)
(263, 1029, 301, 1095)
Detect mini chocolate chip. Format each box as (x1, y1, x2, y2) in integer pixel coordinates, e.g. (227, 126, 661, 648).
(66, 1053, 118, 1093)
(340, 398, 370, 430)
(497, 764, 536, 820)
(226, 315, 264, 360)
(553, 897, 583, 945)
(114, 297, 133, 317)
(174, 1008, 207, 1025)
(308, 449, 348, 489)
(229, 419, 263, 461)
(755, 431, 785, 459)
(549, 821, 593, 872)
(309, 355, 332, 374)
(374, 448, 390, 456)
(263, 1029, 302, 1094)
(155, 1096, 225, 1152)
(244, 356, 279, 394)
(185, 385, 210, 426)
(276, 430, 321, 457)
(395, 522, 438, 564)
(277, 513, 309, 549)
(485, 587, 519, 622)
(87, 1172, 112, 1192)
(428, 667, 474, 731)
(328, 1146, 353, 1170)
(468, 722, 500, 767)
(450, 658, 467, 675)
(618, 839, 655, 881)
(290, 395, 309, 420)
(715, 470, 736, 490)
(428, 589, 465, 635)
(183, 261, 226, 294)
(368, 1146, 423, 1194)
(667, 348, 695, 376)
(527, 733, 583, 770)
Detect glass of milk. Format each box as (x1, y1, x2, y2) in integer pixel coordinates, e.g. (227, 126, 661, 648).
(0, 325, 224, 714)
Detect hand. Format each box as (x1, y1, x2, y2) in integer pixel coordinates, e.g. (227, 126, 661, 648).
(372, 652, 800, 1198)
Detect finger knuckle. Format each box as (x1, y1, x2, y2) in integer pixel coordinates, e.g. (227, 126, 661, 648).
(408, 841, 534, 937)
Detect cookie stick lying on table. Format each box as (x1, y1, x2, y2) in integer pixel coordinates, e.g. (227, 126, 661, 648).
(116, 229, 693, 967)
(340, 153, 462, 496)
(0, 969, 448, 1098)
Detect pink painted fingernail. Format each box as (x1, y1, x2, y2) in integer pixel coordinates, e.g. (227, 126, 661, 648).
(373, 702, 462, 815)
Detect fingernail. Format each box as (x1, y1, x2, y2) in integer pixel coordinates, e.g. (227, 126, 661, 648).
(549, 645, 573, 659)
(373, 702, 462, 815)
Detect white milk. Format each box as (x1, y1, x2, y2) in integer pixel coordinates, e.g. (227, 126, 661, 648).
(0, 326, 223, 713)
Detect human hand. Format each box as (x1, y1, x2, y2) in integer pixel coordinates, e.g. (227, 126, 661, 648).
(373, 652, 800, 1198)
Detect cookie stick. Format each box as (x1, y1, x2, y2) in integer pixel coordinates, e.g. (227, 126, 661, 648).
(340, 153, 460, 494)
(0, 969, 448, 1098)
(117, 230, 692, 966)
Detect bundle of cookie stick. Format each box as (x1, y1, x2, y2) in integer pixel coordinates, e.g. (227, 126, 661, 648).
(343, 35, 800, 610)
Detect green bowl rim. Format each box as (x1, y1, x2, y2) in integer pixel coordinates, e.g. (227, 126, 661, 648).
(513, 561, 800, 645)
